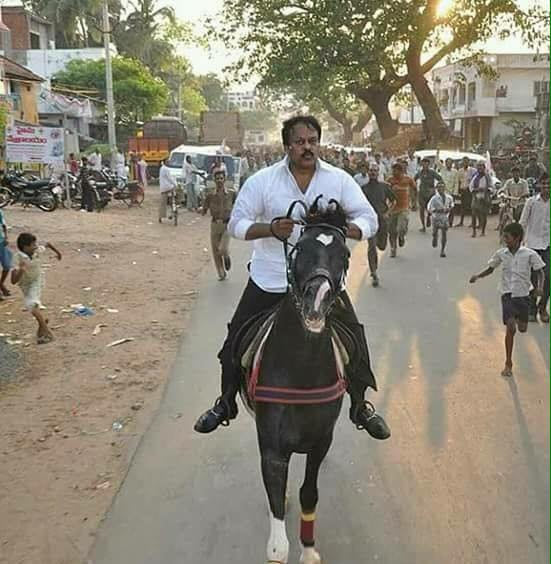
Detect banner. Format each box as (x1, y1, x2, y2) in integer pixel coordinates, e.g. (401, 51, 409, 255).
(6, 125, 65, 164)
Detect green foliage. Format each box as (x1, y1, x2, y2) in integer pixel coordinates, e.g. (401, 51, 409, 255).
(53, 57, 169, 125)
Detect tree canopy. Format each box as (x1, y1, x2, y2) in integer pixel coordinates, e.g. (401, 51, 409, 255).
(52, 57, 169, 125)
(215, 0, 549, 142)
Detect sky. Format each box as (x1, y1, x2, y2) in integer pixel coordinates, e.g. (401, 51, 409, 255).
(167, 0, 548, 83)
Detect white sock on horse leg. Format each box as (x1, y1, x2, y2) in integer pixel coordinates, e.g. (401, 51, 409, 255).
(300, 546, 322, 564)
(267, 513, 289, 563)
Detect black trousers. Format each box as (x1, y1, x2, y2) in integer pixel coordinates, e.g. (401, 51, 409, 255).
(81, 183, 96, 212)
(218, 279, 377, 402)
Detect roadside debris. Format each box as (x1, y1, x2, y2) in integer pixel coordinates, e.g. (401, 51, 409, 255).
(106, 338, 134, 348)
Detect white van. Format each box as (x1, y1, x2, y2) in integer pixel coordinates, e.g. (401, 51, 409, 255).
(165, 145, 241, 192)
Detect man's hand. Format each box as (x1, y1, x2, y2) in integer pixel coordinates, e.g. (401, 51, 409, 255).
(346, 223, 362, 241)
(469, 275, 478, 284)
(271, 218, 296, 240)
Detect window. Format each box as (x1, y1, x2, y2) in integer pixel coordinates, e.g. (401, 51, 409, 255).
(30, 32, 40, 49)
(534, 80, 550, 96)
(458, 84, 466, 104)
(467, 82, 476, 101)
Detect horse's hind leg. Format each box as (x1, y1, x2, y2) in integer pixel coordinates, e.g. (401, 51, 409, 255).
(299, 436, 332, 564)
(261, 453, 291, 563)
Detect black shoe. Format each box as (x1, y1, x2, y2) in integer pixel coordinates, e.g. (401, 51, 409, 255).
(350, 401, 391, 440)
(371, 273, 379, 287)
(194, 397, 237, 434)
(398, 235, 405, 247)
(223, 255, 231, 271)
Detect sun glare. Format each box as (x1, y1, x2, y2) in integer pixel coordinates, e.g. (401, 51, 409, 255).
(437, 0, 455, 18)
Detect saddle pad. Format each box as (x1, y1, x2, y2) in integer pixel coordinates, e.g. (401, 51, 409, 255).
(243, 323, 348, 406)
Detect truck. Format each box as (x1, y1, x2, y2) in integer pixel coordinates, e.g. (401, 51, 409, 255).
(199, 111, 243, 150)
(128, 116, 187, 176)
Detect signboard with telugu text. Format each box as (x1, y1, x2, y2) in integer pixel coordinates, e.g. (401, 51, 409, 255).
(6, 124, 65, 164)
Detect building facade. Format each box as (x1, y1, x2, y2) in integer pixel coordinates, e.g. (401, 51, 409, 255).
(1, 6, 54, 52)
(0, 55, 43, 124)
(432, 53, 550, 149)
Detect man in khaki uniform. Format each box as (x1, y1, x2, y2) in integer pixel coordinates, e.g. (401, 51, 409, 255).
(202, 170, 236, 281)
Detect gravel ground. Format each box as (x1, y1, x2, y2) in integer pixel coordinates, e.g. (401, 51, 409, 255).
(0, 336, 20, 382)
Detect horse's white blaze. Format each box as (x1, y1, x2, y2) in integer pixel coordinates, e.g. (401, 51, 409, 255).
(313, 279, 331, 312)
(267, 514, 289, 563)
(300, 547, 322, 564)
(316, 233, 334, 246)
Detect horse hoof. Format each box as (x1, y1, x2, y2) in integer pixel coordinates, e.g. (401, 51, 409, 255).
(300, 547, 321, 563)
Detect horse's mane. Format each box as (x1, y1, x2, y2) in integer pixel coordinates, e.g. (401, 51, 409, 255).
(302, 195, 347, 231)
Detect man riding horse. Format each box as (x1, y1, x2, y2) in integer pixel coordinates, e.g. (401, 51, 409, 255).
(194, 115, 390, 440)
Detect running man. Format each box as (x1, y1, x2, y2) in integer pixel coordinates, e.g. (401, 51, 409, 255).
(415, 158, 442, 232)
(361, 164, 396, 286)
(427, 181, 453, 257)
(386, 162, 416, 258)
(202, 170, 236, 281)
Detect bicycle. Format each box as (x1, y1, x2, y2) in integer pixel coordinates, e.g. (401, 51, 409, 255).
(497, 192, 527, 243)
(168, 188, 178, 226)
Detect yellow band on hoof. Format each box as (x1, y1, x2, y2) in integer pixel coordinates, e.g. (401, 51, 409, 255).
(301, 512, 316, 522)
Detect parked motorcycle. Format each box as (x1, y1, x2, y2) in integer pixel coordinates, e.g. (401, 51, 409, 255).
(0, 171, 60, 211)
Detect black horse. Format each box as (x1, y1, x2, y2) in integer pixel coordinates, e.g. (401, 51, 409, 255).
(242, 199, 356, 563)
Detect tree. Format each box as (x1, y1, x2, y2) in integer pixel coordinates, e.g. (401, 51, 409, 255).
(52, 57, 169, 126)
(215, 0, 549, 142)
(112, 0, 178, 69)
(197, 74, 227, 111)
(263, 78, 372, 144)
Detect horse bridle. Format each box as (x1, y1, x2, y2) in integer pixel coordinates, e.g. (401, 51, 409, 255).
(270, 200, 350, 306)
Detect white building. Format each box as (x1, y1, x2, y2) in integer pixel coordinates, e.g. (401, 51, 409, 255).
(432, 53, 550, 149)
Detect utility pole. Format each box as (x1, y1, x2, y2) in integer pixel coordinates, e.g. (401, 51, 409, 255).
(102, 0, 117, 168)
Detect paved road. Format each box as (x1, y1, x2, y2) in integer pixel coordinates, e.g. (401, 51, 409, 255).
(89, 218, 549, 564)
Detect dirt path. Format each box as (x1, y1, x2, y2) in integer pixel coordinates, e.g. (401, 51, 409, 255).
(0, 189, 212, 564)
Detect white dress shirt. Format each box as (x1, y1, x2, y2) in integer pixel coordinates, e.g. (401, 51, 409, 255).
(159, 164, 178, 193)
(182, 161, 194, 184)
(229, 157, 378, 293)
(427, 192, 453, 218)
(520, 194, 550, 250)
(438, 167, 459, 194)
(353, 172, 370, 188)
(503, 178, 529, 198)
(488, 246, 545, 297)
(406, 158, 418, 179)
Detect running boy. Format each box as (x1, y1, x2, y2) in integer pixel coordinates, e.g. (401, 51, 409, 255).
(469, 223, 544, 378)
(427, 181, 453, 257)
(11, 233, 62, 344)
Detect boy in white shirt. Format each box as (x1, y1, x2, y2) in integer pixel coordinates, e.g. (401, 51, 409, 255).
(427, 181, 453, 257)
(11, 233, 62, 344)
(469, 223, 544, 378)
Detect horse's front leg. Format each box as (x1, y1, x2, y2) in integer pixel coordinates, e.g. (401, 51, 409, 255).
(299, 435, 333, 564)
(261, 452, 291, 563)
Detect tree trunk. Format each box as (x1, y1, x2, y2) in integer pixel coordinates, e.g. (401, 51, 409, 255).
(342, 119, 353, 145)
(353, 86, 399, 139)
(352, 108, 373, 137)
(407, 51, 450, 144)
